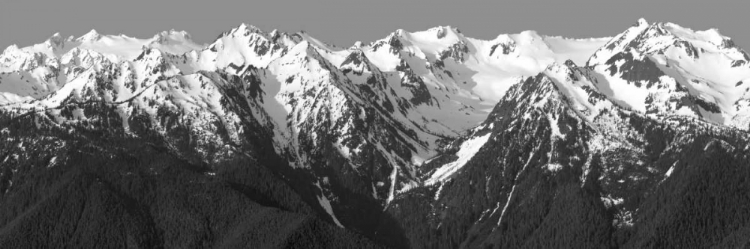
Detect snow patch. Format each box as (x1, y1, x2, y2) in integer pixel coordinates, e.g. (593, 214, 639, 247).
(314, 182, 344, 228)
(546, 112, 564, 140)
(385, 166, 399, 206)
(46, 156, 57, 168)
(545, 163, 563, 172)
(317, 194, 344, 228)
(426, 132, 491, 185)
(433, 182, 445, 201)
(665, 161, 677, 178)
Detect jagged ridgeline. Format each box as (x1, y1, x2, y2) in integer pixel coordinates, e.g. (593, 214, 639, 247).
(1, 18, 750, 248)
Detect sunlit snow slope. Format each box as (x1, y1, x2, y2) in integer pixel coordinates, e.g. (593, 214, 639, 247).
(587, 18, 750, 129)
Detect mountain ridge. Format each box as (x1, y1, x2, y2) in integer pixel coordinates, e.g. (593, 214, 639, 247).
(1, 18, 750, 248)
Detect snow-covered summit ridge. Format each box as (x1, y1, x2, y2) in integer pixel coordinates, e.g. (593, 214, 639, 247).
(1, 28, 204, 66)
(76, 29, 102, 43)
(586, 18, 750, 130)
(588, 18, 745, 66)
(2, 19, 750, 131)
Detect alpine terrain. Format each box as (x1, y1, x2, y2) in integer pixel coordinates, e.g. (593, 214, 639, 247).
(1, 18, 749, 248)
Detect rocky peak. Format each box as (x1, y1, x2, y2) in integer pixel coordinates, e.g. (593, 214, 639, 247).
(387, 32, 405, 53)
(370, 30, 406, 54)
(438, 41, 469, 62)
(340, 50, 374, 75)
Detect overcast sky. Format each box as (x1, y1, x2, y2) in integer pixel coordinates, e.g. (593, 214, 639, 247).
(2, 0, 749, 50)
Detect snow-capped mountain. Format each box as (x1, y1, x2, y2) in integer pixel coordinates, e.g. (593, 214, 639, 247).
(0, 29, 202, 103)
(0, 23, 613, 207)
(389, 58, 750, 248)
(1, 18, 750, 248)
(586, 18, 750, 130)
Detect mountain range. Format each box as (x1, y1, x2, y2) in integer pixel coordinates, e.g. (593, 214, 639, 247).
(1, 18, 749, 248)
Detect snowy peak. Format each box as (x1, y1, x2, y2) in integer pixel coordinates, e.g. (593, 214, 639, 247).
(630, 22, 708, 57)
(487, 30, 575, 58)
(636, 17, 649, 27)
(526, 62, 600, 113)
(1, 44, 21, 55)
(151, 30, 192, 44)
(0, 44, 54, 72)
(62, 47, 112, 68)
(0, 44, 23, 66)
(204, 24, 293, 69)
(45, 33, 71, 50)
(488, 34, 517, 56)
(369, 26, 467, 57)
(589, 18, 745, 66)
(587, 18, 657, 66)
(418, 25, 463, 42)
(350, 41, 364, 50)
(216, 23, 271, 43)
(77, 29, 102, 43)
(231, 23, 265, 37)
(584, 18, 750, 130)
(433, 26, 461, 39)
(516, 30, 543, 43)
(485, 30, 607, 66)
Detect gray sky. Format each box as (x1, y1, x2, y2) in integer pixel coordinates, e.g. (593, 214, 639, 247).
(2, 0, 749, 50)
